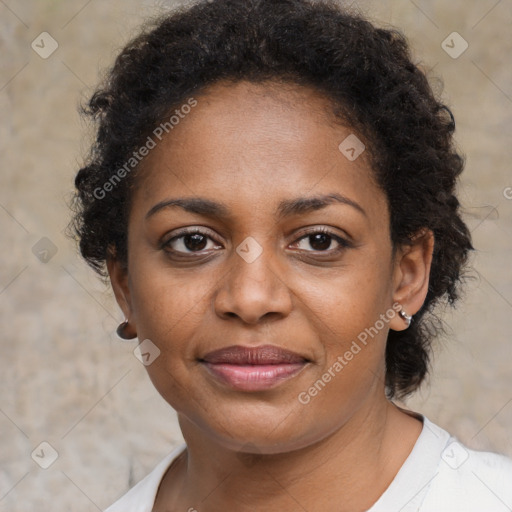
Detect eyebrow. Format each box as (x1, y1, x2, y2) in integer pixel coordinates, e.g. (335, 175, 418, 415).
(145, 193, 367, 220)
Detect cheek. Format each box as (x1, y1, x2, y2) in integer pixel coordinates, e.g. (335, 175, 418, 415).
(129, 258, 214, 342)
(294, 271, 391, 410)
(128, 267, 216, 412)
(295, 253, 393, 342)
(292, 253, 392, 395)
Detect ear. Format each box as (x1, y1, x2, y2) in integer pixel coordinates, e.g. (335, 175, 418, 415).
(389, 229, 434, 331)
(106, 248, 133, 322)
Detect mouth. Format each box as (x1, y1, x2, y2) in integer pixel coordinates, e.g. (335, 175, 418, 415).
(198, 345, 310, 392)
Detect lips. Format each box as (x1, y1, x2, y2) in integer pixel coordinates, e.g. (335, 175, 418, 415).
(201, 345, 308, 365)
(199, 345, 309, 391)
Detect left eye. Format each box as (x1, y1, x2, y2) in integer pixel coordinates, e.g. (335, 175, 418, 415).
(291, 230, 348, 252)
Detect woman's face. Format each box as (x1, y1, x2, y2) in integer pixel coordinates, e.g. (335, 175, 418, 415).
(110, 80, 419, 453)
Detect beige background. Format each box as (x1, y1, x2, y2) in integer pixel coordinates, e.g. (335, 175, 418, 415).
(1, 0, 511, 510)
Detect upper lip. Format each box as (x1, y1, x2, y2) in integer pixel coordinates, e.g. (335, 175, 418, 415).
(200, 345, 309, 365)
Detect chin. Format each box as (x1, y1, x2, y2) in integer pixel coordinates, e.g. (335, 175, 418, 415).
(179, 399, 331, 455)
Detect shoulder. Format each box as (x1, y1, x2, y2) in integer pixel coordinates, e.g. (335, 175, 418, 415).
(104, 443, 187, 512)
(370, 415, 512, 512)
(421, 423, 512, 512)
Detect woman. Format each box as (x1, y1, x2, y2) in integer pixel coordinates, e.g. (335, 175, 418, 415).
(70, 0, 512, 510)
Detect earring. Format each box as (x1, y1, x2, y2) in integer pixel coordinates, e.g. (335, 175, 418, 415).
(399, 309, 412, 328)
(116, 319, 137, 340)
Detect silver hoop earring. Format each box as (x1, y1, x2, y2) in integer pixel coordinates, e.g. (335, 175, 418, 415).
(399, 309, 412, 328)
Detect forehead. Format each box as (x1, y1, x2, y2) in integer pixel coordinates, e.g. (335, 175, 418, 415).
(132, 80, 386, 224)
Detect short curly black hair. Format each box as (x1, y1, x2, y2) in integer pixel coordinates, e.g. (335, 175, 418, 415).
(69, 0, 473, 400)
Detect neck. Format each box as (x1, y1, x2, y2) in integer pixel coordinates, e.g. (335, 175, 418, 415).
(156, 398, 422, 512)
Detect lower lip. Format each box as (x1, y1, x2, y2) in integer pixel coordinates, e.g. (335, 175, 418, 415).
(201, 362, 307, 391)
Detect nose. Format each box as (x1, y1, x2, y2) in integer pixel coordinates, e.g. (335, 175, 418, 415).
(213, 243, 293, 325)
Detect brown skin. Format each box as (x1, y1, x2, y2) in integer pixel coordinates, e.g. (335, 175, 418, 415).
(108, 80, 434, 511)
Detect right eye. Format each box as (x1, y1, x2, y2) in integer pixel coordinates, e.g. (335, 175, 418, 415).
(162, 228, 223, 256)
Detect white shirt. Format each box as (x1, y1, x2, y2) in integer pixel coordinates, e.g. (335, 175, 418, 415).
(104, 415, 512, 511)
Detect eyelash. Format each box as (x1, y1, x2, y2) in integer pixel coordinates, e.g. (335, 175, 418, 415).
(161, 226, 352, 257)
